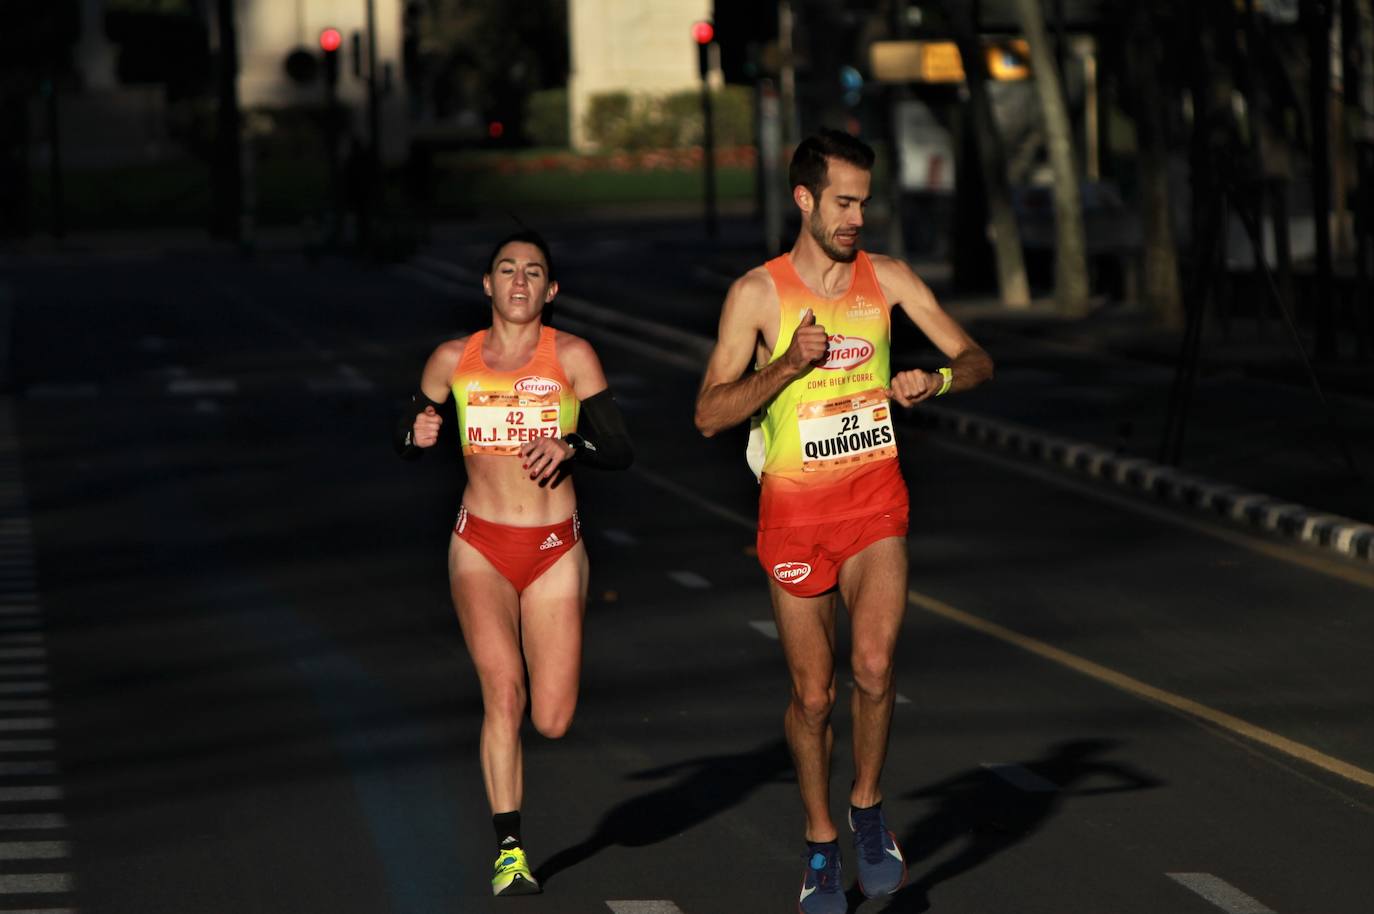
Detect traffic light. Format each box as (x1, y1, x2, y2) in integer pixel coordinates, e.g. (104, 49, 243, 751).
(692, 20, 714, 78)
(319, 27, 342, 88)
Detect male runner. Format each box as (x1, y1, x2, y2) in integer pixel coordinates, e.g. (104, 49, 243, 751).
(694, 129, 992, 913)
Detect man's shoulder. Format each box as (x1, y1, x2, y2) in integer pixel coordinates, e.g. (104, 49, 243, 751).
(865, 252, 919, 281)
(729, 264, 778, 305)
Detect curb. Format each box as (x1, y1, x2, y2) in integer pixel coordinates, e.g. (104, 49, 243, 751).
(913, 405, 1374, 565)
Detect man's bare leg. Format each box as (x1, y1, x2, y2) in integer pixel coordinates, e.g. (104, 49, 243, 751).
(770, 583, 840, 841)
(837, 536, 908, 807)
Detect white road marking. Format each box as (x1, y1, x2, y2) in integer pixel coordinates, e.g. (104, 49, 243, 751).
(0, 840, 69, 859)
(0, 719, 52, 733)
(1167, 873, 1275, 913)
(0, 872, 74, 893)
(982, 763, 1059, 792)
(602, 528, 639, 546)
(667, 571, 711, 589)
(0, 740, 55, 753)
(749, 620, 778, 639)
(606, 903, 686, 914)
(0, 786, 62, 802)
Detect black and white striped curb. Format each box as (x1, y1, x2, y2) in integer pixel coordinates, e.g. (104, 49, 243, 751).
(913, 405, 1374, 564)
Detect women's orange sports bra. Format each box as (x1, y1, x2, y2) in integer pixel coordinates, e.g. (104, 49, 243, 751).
(451, 325, 579, 456)
(755, 251, 905, 527)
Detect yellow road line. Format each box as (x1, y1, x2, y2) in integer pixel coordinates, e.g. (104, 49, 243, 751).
(908, 588, 1374, 790)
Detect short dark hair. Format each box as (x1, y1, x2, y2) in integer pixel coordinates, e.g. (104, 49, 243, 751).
(788, 128, 876, 199)
(484, 229, 555, 280)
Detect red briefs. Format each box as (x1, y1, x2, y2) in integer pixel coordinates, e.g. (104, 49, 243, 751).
(756, 459, 909, 597)
(454, 505, 580, 593)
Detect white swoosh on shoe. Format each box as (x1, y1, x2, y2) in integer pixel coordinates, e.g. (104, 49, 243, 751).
(799, 885, 817, 901)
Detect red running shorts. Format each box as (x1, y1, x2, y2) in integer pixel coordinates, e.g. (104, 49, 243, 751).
(454, 505, 580, 593)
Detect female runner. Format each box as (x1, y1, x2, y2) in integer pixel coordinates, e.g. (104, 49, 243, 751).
(396, 230, 632, 896)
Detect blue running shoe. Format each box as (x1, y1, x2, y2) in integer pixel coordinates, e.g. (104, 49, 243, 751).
(798, 842, 845, 914)
(849, 804, 906, 897)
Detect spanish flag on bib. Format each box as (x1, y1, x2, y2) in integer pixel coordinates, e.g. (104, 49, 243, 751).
(755, 252, 909, 529)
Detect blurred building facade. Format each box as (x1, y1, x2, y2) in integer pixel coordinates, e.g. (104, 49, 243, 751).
(234, 0, 409, 163)
(62, 0, 408, 165)
(567, 0, 713, 151)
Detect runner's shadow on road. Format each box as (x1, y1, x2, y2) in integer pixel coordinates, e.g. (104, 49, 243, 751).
(868, 738, 1164, 913)
(536, 738, 793, 885)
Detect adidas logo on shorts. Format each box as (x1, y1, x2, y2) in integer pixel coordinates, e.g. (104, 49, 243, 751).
(538, 532, 564, 551)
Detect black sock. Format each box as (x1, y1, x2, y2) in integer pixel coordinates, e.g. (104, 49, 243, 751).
(493, 811, 522, 849)
(807, 839, 838, 853)
(851, 799, 882, 813)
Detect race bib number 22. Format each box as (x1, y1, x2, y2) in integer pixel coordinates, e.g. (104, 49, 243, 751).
(796, 388, 896, 472)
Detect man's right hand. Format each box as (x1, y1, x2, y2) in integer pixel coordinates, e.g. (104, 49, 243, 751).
(781, 308, 829, 374)
(412, 406, 442, 448)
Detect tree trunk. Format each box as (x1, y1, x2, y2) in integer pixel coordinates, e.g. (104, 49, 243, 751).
(943, 0, 1031, 306)
(1013, 0, 1091, 315)
(1128, 10, 1184, 329)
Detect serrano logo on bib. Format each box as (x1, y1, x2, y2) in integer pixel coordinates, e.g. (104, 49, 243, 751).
(818, 334, 874, 371)
(513, 375, 562, 395)
(773, 561, 812, 584)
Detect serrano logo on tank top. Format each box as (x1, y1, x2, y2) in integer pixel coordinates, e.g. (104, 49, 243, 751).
(513, 375, 563, 395)
(817, 334, 874, 371)
(773, 561, 812, 584)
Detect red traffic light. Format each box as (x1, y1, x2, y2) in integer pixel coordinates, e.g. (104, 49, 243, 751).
(691, 21, 714, 45)
(319, 27, 342, 53)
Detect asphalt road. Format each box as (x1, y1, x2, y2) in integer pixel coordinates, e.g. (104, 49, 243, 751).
(1, 231, 1371, 914)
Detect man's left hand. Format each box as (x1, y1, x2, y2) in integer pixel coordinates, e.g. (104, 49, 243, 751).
(887, 369, 943, 407)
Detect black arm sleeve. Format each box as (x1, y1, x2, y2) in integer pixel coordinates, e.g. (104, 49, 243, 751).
(394, 390, 445, 460)
(570, 389, 633, 470)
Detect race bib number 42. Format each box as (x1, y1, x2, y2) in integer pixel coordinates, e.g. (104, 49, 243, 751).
(797, 388, 896, 472)
(466, 391, 561, 455)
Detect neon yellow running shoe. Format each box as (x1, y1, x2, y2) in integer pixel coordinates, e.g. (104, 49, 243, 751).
(492, 846, 541, 897)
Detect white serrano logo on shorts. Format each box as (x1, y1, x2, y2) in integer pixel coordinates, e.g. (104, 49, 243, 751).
(773, 561, 812, 584)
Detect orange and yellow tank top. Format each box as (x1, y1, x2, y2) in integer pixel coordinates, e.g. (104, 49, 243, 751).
(756, 251, 906, 527)
(451, 325, 579, 456)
